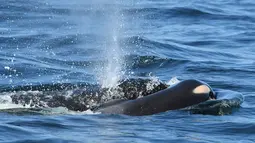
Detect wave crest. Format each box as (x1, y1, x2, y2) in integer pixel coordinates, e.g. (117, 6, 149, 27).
(184, 89, 243, 115)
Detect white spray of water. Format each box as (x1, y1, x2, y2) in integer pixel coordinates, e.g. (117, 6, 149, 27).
(98, 1, 125, 88)
(0, 93, 31, 110)
(67, 0, 126, 88)
(166, 77, 181, 87)
(101, 31, 123, 88)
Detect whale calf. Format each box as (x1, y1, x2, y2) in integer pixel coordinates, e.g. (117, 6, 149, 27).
(95, 79, 216, 116)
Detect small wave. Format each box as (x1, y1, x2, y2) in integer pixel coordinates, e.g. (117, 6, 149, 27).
(36, 57, 102, 69)
(124, 55, 187, 69)
(186, 64, 255, 75)
(0, 34, 49, 49)
(40, 34, 81, 50)
(1, 1, 70, 16)
(123, 7, 212, 20)
(122, 36, 195, 61)
(184, 89, 243, 115)
(123, 6, 255, 23)
(123, 36, 241, 64)
(168, 7, 212, 17)
(123, 36, 183, 51)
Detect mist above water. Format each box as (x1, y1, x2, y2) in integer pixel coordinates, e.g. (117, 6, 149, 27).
(94, 2, 125, 88)
(58, 0, 131, 88)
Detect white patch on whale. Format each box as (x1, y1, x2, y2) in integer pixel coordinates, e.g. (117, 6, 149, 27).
(193, 85, 210, 94)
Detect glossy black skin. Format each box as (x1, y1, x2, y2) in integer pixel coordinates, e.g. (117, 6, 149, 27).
(95, 79, 215, 116)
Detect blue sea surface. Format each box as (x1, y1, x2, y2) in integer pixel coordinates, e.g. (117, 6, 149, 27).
(0, 0, 255, 142)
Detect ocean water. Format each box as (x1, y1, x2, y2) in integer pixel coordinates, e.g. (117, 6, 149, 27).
(0, 0, 255, 142)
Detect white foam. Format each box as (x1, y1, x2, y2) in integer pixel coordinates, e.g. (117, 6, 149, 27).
(78, 109, 100, 115)
(0, 92, 38, 110)
(146, 76, 161, 91)
(4, 66, 11, 70)
(0, 103, 27, 110)
(166, 77, 181, 87)
(43, 107, 100, 115)
(0, 95, 29, 109)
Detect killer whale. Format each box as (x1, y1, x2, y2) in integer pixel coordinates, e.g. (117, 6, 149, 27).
(95, 79, 216, 116)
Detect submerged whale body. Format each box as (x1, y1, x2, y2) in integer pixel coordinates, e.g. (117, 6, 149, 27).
(2, 78, 220, 115)
(95, 79, 216, 116)
(0, 78, 243, 116)
(8, 78, 168, 111)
